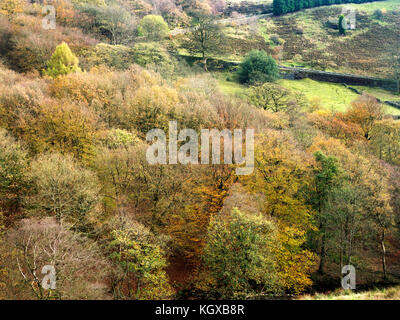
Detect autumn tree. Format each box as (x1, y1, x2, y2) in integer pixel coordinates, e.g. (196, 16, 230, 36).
(370, 119, 400, 165)
(0, 90, 99, 163)
(24, 153, 100, 230)
(0, 0, 24, 19)
(201, 209, 282, 299)
(363, 164, 394, 280)
(344, 94, 384, 140)
(309, 137, 394, 277)
(242, 131, 317, 293)
(0, 129, 29, 218)
(184, 12, 225, 71)
(109, 221, 173, 299)
(95, 144, 191, 232)
(98, 5, 136, 45)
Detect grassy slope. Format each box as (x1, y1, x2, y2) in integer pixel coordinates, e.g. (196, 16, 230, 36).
(355, 0, 400, 13)
(176, 0, 399, 77)
(227, 0, 272, 3)
(300, 286, 400, 300)
(258, 0, 400, 76)
(212, 0, 400, 114)
(216, 74, 400, 114)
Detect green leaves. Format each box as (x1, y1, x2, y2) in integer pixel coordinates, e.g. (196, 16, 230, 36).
(109, 224, 173, 299)
(237, 50, 279, 85)
(202, 209, 282, 299)
(43, 42, 81, 78)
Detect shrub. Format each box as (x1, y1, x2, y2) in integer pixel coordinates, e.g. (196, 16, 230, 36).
(373, 8, 387, 20)
(237, 50, 279, 85)
(102, 128, 139, 149)
(270, 34, 284, 45)
(132, 42, 174, 76)
(138, 14, 169, 41)
(81, 43, 135, 70)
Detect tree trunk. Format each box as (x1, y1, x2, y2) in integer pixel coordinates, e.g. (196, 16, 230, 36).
(203, 57, 208, 72)
(318, 227, 326, 274)
(381, 229, 387, 280)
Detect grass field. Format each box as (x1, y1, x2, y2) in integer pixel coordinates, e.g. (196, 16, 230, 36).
(257, 0, 400, 76)
(216, 74, 400, 114)
(355, 0, 400, 13)
(210, 1, 400, 115)
(300, 285, 400, 300)
(176, 1, 400, 77)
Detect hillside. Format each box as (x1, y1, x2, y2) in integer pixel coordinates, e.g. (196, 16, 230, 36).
(0, 0, 399, 302)
(263, 1, 400, 77)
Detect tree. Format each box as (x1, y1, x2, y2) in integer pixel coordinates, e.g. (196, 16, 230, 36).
(1, 217, 110, 299)
(237, 50, 279, 84)
(370, 119, 400, 165)
(138, 14, 169, 41)
(24, 153, 100, 230)
(43, 42, 81, 78)
(273, 0, 287, 15)
(98, 5, 136, 45)
(249, 83, 302, 112)
(132, 42, 174, 76)
(362, 163, 394, 280)
(102, 128, 139, 149)
(308, 151, 341, 274)
(184, 12, 225, 71)
(0, 129, 29, 218)
(242, 131, 317, 293)
(202, 209, 282, 299)
(338, 15, 346, 35)
(0, 0, 24, 19)
(109, 220, 173, 299)
(344, 94, 384, 140)
(309, 137, 394, 277)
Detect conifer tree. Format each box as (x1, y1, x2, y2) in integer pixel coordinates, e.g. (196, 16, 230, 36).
(43, 42, 81, 78)
(338, 14, 346, 35)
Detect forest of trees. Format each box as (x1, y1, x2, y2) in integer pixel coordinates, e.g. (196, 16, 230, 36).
(0, 0, 399, 300)
(273, 0, 386, 15)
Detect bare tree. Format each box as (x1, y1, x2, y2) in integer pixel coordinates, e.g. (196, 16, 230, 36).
(2, 217, 111, 299)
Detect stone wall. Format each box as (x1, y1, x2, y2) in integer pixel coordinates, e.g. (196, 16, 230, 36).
(175, 54, 399, 93)
(280, 66, 400, 93)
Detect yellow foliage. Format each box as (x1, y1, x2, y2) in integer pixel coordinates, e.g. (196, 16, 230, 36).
(241, 131, 317, 293)
(0, 0, 24, 17)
